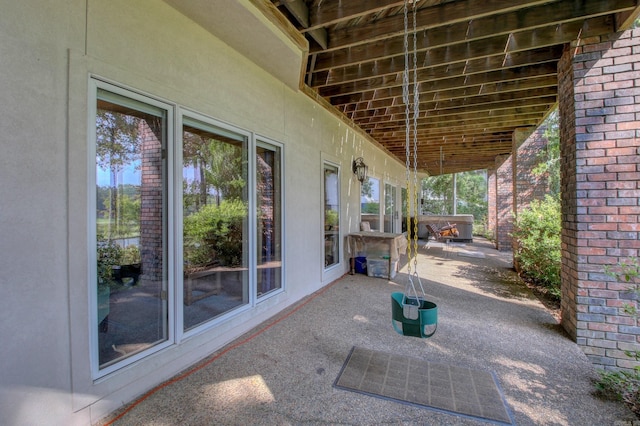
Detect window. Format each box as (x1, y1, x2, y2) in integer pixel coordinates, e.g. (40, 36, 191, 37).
(256, 141, 283, 297)
(93, 86, 170, 371)
(361, 177, 380, 231)
(90, 80, 285, 376)
(182, 116, 249, 330)
(324, 163, 340, 268)
(384, 183, 398, 233)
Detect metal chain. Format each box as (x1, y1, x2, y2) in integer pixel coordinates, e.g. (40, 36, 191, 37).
(411, 0, 420, 277)
(403, 0, 413, 276)
(403, 0, 423, 293)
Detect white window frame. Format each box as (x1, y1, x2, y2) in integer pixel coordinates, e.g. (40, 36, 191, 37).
(255, 136, 285, 302)
(176, 109, 253, 340)
(88, 79, 287, 376)
(322, 158, 342, 278)
(88, 78, 176, 379)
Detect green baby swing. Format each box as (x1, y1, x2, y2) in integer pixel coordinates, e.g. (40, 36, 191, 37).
(391, 0, 437, 339)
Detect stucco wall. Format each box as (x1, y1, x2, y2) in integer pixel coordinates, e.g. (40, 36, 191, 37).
(0, 1, 406, 424)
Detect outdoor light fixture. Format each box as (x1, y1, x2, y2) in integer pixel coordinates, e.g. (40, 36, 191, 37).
(352, 157, 368, 184)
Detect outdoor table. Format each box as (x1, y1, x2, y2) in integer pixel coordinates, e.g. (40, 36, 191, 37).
(346, 232, 407, 278)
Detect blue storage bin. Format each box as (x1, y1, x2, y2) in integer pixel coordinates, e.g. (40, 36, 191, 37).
(354, 256, 367, 274)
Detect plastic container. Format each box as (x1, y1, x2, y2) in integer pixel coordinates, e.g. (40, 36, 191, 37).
(354, 257, 367, 274)
(367, 258, 397, 279)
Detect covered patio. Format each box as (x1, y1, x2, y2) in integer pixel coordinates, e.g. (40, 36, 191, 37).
(101, 238, 634, 425)
(3, 2, 640, 424)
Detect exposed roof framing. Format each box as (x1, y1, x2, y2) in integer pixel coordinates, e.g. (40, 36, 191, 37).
(271, 0, 640, 175)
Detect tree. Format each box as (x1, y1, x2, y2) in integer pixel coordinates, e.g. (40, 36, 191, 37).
(96, 109, 141, 237)
(455, 170, 487, 220)
(421, 174, 454, 214)
(421, 171, 487, 219)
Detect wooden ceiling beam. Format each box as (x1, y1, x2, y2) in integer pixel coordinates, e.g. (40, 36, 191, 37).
(271, 1, 634, 175)
(304, 0, 405, 31)
(319, 61, 557, 98)
(361, 109, 549, 130)
(309, 0, 554, 47)
(387, 134, 515, 145)
(373, 121, 536, 137)
(362, 106, 546, 123)
(335, 74, 557, 108)
(391, 145, 513, 159)
(356, 102, 555, 128)
(278, 0, 328, 49)
(351, 89, 557, 120)
(317, 0, 636, 52)
(361, 112, 549, 133)
(311, 16, 611, 74)
(312, 44, 562, 89)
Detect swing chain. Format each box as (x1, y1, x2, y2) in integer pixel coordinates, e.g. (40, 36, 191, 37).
(411, 0, 419, 278)
(403, 0, 412, 276)
(403, 0, 424, 302)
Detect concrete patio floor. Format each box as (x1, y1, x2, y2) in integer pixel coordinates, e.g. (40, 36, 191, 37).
(100, 237, 635, 425)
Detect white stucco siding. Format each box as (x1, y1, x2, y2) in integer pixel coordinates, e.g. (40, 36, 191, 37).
(0, 1, 89, 425)
(0, 1, 405, 424)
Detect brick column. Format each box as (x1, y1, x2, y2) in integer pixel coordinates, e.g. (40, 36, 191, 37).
(559, 29, 640, 370)
(487, 168, 497, 243)
(495, 154, 513, 251)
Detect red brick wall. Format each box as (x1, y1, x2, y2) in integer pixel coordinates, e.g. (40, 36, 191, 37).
(140, 118, 164, 283)
(487, 168, 497, 242)
(488, 126, 551, 252)
(559, 30, 640, 369)
(495, 154, 513, 251)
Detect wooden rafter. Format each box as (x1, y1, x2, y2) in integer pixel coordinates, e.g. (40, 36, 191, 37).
(270, 0, 640, 175)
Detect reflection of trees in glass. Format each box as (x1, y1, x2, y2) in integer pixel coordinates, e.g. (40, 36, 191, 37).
(96, 109, 141, 237)
(183, 199, 246, 270)
(183, 131, 244, 209)
(361, 177, 379, 213)
(96, 184, 140, 237)
(182, 130, 246, 272)
(361, 178, 373, 198)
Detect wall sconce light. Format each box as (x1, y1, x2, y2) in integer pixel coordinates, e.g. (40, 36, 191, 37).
(352, 157, 368, 184)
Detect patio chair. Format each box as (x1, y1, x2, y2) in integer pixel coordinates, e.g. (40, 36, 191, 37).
(426, 223, 459, 242)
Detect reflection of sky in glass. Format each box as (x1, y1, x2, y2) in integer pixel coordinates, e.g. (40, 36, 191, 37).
(361, 177, 379, 203)
(183, 163, 199, 184)
(182, 164, 220, 197)
(97, 160, 141, 186)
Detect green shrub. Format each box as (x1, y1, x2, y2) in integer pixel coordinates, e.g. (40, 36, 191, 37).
(511, 195, 561, 298)
(472, 215, 492, 240)
(183, 199, 247, 271)
(596, 358, 640, 418)
(121, 245, 141, 265)
(596, 257, 640, 418)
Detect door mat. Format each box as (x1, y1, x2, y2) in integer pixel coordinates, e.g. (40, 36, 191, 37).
(334, 347, 513, 425)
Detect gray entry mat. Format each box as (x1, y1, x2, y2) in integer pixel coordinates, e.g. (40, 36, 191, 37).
(334, 347, 513, 425)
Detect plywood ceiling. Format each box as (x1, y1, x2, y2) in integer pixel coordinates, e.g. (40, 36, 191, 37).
(272, 0, 640, 175)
